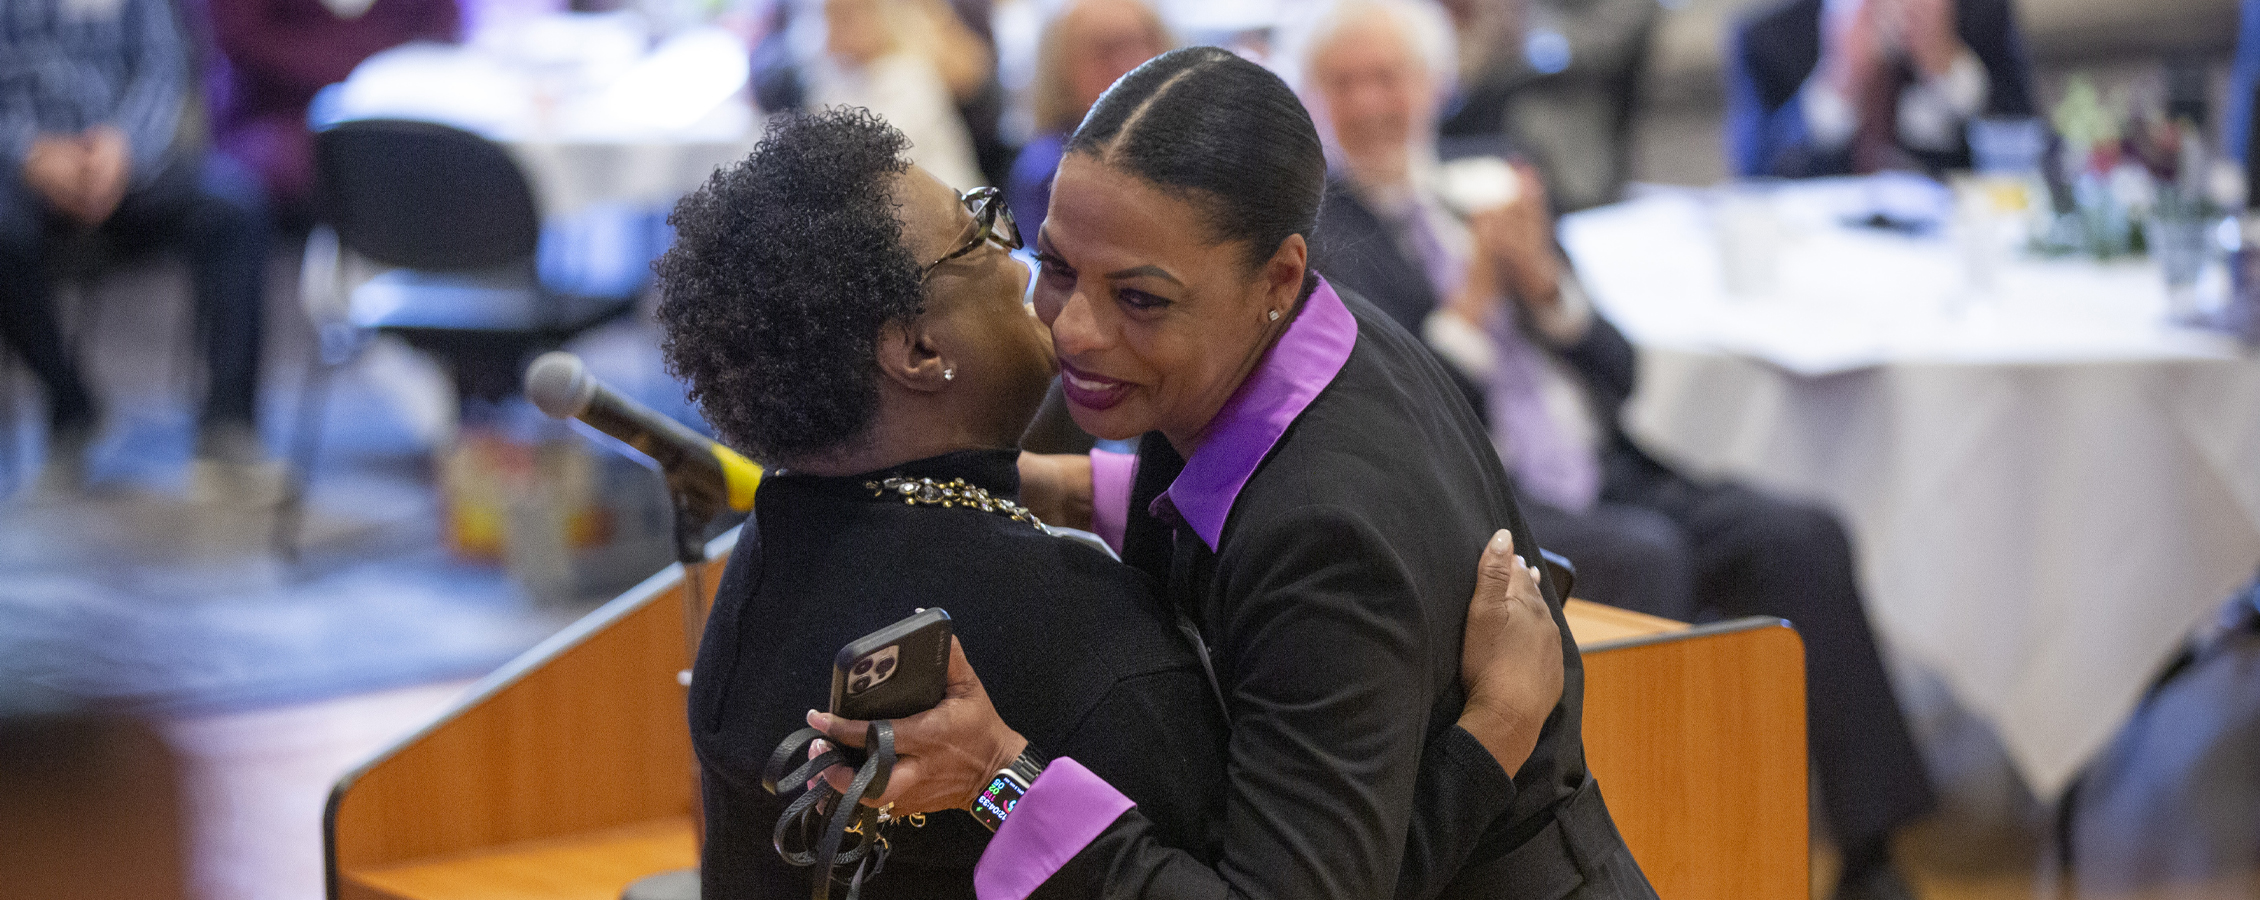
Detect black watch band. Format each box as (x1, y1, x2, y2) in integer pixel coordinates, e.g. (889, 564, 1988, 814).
(970, 746, 1047, 832)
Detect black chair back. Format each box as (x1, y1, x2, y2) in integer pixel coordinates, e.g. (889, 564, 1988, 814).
(2248, 85, 2260, 210)
(312, 119, 541, 272)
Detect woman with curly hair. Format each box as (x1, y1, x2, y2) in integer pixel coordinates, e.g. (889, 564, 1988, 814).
(657, 108, 1556, 900)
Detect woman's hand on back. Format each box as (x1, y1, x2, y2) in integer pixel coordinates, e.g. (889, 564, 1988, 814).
(1456, 529, 1566, 778)
(807, 637, 1029, 814)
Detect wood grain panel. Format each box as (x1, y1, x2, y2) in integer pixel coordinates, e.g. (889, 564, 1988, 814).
(328, 546, 730, 897)
(1579, 619, 1809, 900)
(344, 817, 696, 900)
(1565, 598, 1690, 645)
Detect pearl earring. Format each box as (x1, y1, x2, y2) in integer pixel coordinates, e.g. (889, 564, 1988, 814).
(943, 367, 956, 381)
(1267, 309, 1281, 322)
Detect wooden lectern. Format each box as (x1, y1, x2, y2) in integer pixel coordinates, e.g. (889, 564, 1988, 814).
(327, 533, 1806, 900)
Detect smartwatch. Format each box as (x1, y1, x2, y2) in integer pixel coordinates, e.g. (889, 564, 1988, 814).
(969, 746, 1047, 832)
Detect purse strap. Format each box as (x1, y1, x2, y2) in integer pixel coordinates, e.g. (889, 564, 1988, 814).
(763, 722, 900, 900)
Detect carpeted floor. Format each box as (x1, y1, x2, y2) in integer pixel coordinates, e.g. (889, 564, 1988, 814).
(0, 251, 687, 718)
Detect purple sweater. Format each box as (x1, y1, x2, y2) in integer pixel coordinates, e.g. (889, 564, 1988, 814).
(202, 0, 459, 204)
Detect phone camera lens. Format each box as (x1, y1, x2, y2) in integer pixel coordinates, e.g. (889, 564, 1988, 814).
(853, 658, 873, 676)
(874, 658, 896, 677)
(851, 675, 872, 694)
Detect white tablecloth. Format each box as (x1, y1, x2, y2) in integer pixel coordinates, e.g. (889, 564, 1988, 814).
(1561, 182, 2260, 797)
(325, 17, 757, 217)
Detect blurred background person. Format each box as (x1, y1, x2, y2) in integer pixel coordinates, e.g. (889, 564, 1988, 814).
(1295, 4, 1937, 898)
(1435, 0, 1659, 212)
(2, 0, 276, 499)
(757, 0, 992, 190)
(1006, 0, 1170, 238)
(199, 0, 462, 225)
(2231, 0, 2258, 162)
(1727, 0, 2038, 177)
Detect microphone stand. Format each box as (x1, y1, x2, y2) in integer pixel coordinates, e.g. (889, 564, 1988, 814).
(669, 486, 714, 668)
(650, 475, 723, 900)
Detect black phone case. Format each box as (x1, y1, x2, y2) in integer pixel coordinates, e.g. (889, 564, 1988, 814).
(831, 608, 953, 722)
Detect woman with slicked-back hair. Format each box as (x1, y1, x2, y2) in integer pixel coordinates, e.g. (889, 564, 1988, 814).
(808, 47, 1658, 900)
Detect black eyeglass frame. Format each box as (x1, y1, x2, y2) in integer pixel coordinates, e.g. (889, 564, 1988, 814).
(920, 187, 1022, 281)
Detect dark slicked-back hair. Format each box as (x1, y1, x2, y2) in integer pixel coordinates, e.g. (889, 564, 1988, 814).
(1068, 46, 1325, 290)
(655, 108, 924, 464)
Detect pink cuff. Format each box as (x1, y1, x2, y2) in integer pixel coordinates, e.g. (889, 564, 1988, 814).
(972, 757, 1134, 900)
(1089, 449, 1136, 556)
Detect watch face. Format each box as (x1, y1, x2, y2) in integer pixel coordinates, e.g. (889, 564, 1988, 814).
(971, 773, 1023, 831)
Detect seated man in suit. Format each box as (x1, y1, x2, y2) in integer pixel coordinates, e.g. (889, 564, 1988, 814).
(1727, 0, 2037, 177)
(1296, 3, 1937, 898)
(3, 0, 275, 499)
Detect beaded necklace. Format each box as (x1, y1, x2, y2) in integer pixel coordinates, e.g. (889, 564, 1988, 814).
(865, 476, 1046, 531)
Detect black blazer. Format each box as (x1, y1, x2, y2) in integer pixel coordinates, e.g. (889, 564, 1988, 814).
(1727, 0, 2037, 176)
(690, 450, 1231, 899)
(1035, 287, 1656, 900)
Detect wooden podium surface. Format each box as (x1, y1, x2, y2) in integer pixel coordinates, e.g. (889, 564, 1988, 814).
(1568, 604, 1809, 900)
(327, 534, 1806, 900)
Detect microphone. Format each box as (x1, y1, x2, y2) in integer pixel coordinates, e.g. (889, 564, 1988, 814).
(525, 352, 761, 519)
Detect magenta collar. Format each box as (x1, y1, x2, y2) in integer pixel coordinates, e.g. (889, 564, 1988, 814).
(1154, 277, 1358, 552)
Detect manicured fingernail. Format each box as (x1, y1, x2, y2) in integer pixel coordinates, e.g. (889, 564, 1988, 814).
(1515, 555, 1529, 569)
(1491, 529, 1512, 549)
(806, 709, 828, 730)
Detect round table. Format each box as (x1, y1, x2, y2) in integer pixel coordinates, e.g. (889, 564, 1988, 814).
(323, 18, 758, 218)
(1561, 179, 2260, 798)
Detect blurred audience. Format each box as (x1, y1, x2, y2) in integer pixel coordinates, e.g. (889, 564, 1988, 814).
(2, 0, 276, 499)
(200, 0, 462, 222)
(938, 0, 1019, 187)
(1006, 0, 1170, 237)
(1296, 5, 1937, 899)
(1728, 0, 2037, 177)
(1434, 0, 1658, 211)
(2232, 0, 2258, 163)
(755, 0, 992, 189)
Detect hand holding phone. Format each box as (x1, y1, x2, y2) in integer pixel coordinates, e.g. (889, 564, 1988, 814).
(831, 608, 953, 722)
(806, 632, 1031, 816)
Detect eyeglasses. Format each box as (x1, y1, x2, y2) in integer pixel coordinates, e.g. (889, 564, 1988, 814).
(920, 187, 1022, 281)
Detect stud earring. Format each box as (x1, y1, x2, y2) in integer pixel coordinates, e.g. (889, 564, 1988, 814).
(943, 367, 956, 382)
(1267, 309, 1281, 322)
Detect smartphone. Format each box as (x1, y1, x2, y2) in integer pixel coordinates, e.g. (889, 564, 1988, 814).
(831, 608, 953, 722)
(1539, 548, 1577, 601)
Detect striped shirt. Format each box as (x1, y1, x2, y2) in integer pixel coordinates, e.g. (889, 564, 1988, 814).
(2, 0, 187, 186)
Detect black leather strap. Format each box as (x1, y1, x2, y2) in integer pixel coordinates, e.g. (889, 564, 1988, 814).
(762, 722, 901, 900)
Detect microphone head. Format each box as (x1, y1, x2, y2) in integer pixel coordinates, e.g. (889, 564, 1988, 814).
(525, 352, 596, 419)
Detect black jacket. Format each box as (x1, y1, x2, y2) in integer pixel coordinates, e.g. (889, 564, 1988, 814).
(1035, 287, 1656, 900)
(690, 450, 1231, 899)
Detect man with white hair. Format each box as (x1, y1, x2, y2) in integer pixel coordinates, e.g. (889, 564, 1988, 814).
(1299, 4, 1936, 898)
